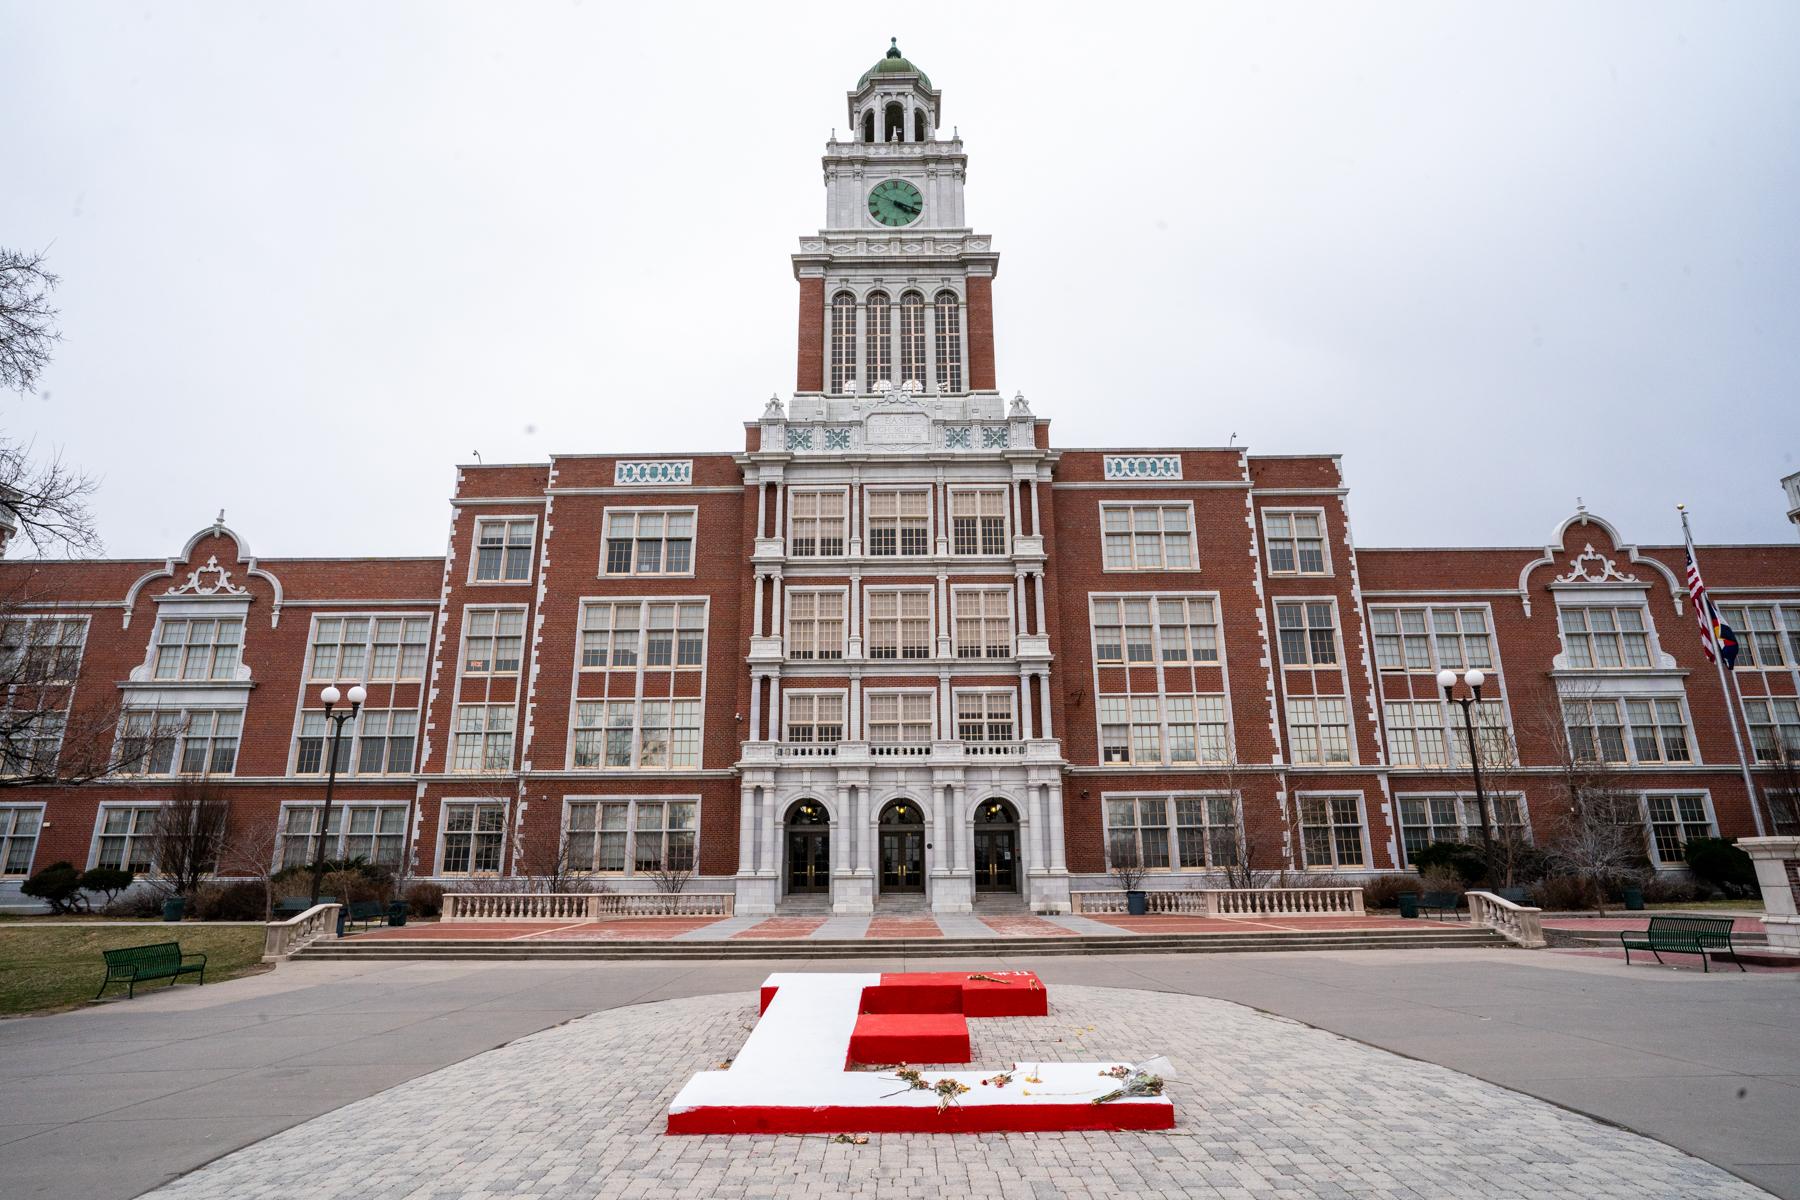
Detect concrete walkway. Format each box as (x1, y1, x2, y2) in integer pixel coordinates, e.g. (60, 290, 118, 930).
(2, 949, 1796, 1198)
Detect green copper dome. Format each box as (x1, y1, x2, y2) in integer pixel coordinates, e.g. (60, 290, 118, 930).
(858, 38, 931, 90)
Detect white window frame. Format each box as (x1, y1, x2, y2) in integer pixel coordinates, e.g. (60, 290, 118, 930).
(863, 487, 934, 558)
(786, 486, 851, 558)
(952, 687, 1017, 745)
(1089, 593, 1221, 668)
(116, 706, 245, 776)
(1097, 693, 1229, 766)
(568, 697, 704, 771)
(783, 689, 848, 745)
(1562, 696, 1699, 766)
(1370, 605, 1497, 674)
(1716, 602, 1800, 670)
(0, 614, 89, 684)
(1394, 792, 1530, 866)
(305, 613, 432, 682)
(946, 486, 1011, 557)
(786, 587, 850, 661)
(1295, 791, 1370, 870)
(150, 614, 245, 681)
(562, 795, 700, 876)
(863, 687, 937, 745)
(600, 506, 697, 578)
(1556, 602, 1655, 670)
(290, 707, 421, 777)
(1099, 501, 1197, 573)
(450, 703, 517, 773)
(1275, 598, 1342, 668)
(1742, 697, 1800, 763)
(468, 516, 538, 585)
(0, 803, 44, 877)
(459, 605, 529, 678)
(275, 801, 409, 871)
(864, 585, 935, 661)
(435, 798, 510, 876)
(1639, 790, 1718, 868)
(1261, 507, 1331, 577)
(1102, 791, 1242, 872)
(950, 586, 1014, 659)
(88, 803, 163, 872)
(1284, 696, 1353, 766)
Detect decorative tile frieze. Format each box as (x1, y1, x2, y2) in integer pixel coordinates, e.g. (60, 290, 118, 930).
(1103, 454, 1182, 481)
(944, 426, 972, 449)
(823, 427, 851, 451)
(785, 427, 814, 452)
(982, 426, 1010, 449)
(614, 460, 693, 487)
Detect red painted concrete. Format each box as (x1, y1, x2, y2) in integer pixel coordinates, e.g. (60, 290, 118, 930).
(850, 1013, 971, 1065)
(732, 917, 826, 939)
(666, 1100, 1174, 1135)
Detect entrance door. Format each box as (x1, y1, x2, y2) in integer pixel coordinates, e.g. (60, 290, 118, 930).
(973, 799, 1020, 893)
(785, 801, 829, 894)
(877, 799, 926, 893)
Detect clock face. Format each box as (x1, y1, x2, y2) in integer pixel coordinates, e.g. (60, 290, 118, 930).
(868, 178, 923, 226)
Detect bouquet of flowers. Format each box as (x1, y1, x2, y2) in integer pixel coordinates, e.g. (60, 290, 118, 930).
(1092, 1056, 1176, 1105)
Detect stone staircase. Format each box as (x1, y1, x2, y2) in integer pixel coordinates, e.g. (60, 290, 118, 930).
(296, 924, 1507, 962)
(774, 895, 835, 916)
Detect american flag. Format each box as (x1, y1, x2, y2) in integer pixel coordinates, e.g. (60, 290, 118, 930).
(1685, 550, 1738, 669)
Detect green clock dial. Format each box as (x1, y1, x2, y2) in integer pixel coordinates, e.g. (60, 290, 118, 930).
(868, 178, 923, 226)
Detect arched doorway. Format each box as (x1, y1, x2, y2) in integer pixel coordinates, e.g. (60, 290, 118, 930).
(877, 799, 925, 893)
(785, 800, 829, 894)
(973, 799, 1020, 893)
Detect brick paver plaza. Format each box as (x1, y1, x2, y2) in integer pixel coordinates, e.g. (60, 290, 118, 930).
(140, 983, 1768, 1199)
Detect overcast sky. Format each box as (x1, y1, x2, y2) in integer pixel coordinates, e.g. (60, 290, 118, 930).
(3, 1, 1796, 560)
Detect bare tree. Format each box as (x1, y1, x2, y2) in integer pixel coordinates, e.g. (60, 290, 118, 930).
(0, 441, 101, 557)
(512, 818, 588, 894)
(1531, 688, 1647, 912)
(1107, 839, 1148, 896)
(217, 821, 282, 921)
(645, 843, 694, 895)
(1205, 751, 1287, 889)
(1, 248, 61, 395)
(1754, 739, 1800, 835)
(151, 777, 229, 900)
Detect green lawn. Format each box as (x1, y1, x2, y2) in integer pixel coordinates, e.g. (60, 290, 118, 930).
(0, 924, 269, 1016)
(1646, 898, 1765, 912)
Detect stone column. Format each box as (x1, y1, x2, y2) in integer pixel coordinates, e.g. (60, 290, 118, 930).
(1739, 837, 1800, 957)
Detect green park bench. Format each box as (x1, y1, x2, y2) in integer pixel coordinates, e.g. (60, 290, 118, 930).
(1619, 915, 1744, 973)
(1417, 891, 1463, 921)
(96, 942, 207, 1000)
(344, 900, 393, 931)
(272, 896, 336, 917)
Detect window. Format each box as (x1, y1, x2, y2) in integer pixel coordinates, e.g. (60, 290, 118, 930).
(565, 798, 695, 874)
(1276, 602, 1339, 666)
(1718, 605, 1791, 668)
(1559, 605, 1652, 669)
(868, 590, 931, 659)
(956, 690, 1015, 744)
(581, 601, 705, 669)
(1286, 698, 1351, 765)
(1770, 792, 1800, 837)
(1099, 694, 1227, 765)
(116, 709, 186, 775)
(1, 806, 41, 876)
(118, 708, 241, 775)
(1646, 794, 1713, 865)
(309, 617, 430, 681)
(1743, 698, 1800, 762)
(178, 710, 242, 774)
(934, 290, 962, 392)
(866, 291, 891, 385)
(294, 710, 418, 775)
(1372, 607, 1493, 672)
(788, 591, 846, 660)
(1563, 698, 1628, 763)
(603, 509, 695, 576)
(1298, 795, 1365, 868)
(949, 489, 1006, 555)
(94, 806, 159, 872)
(581, 602, 638, 668)
(829, 290, 855, 395)
(1105, 796, 1171, 869)
(1383, 702, 1451, 768)
(451, 705, 515, 772)
(1398, 795, 1528, 864)
(294, 711, 351, 775)
(953, 589, 1012, 658)
(441, 801, 506, 874)
(474, 519, 535, 582)
(1155, 597, 1218, 664)
(790, 490, 847, 556)
(571, 700, 700, 769)
(279, 804, 406, 869)
(1563, 697, 1691, 765)
(0, 708, 64, 777)
(462, 608, 525, 675)
(1101, 504, 1193, 571)
(1264, 510, 1327, 575)
(1625, 698, 1692, 763)
(898, 290, 926, 386)
(0, 616, 87, 683)
(1092, 596, 1220, 666)
(867, 692, 932, 744)
(152, 617, 243, 680)
(1104, 793, 1240, 872)
(867, 489, 930, 556)
(786, 693, 846, 744)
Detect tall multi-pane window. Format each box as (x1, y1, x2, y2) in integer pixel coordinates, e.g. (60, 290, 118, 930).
(1298, 795, 1365, 868)
(604, 510, 695, 576)
(868, 590, 931, 659)
(1558, 605, 1652, 669)
(787, 591, 846, 660)
(1397, 795, 1528, 863)
(1100, 505, 1193, 571)
(116, 709, 186, 775)
(867, 693, 933, 744)
(0, 616, 87, 682)
(152, 618, 243, 680)
(897, 290, 926, 386)
(1106, 794, 1253, 871)
(1286, 698, 1350, 764)
(1099, 695, 1227, 765)
(829, 290, 856, 395)
(1625, 699, 1692, 763)
(570, 700, 699, 769)
(94, 806, 159, 872)
(1383, 702, 1451, 767)
(474, 519, 535, 582)
(0, 710, 64, 777)
(293, 712, 352, 775)
(956, 691, 1015, 743)
(933, 289, 962, 392)
(451, 705, 515, 772)
(441, 802, 506, 875)
(120, 709, 240, 775)
(462, 609, 525, 675)
(1263, 510, 1327, 575)
(1091, 597, 1219, 666)
(564, 798, 695, 874)
(1563, 697, 1692, 765)
(866, 291, 891, 385)
(949, 489, 1007, 555)
(1563, 699, 1628, 763)
(0, 806, 41, 876)
(1743, 698, 1800, 762)
(1372, 607, 1493, 672)
(1718, 605, 1797, 668)
(786, 693, 846, 744)
(309, 617, 430, 681)
(1646, 794, 1713, 865)
(953, 589, 1012, 658)
(1105, 796, 1171, 869)
(867, 489, 930, 555)
(790, 490, 847, 556)
(579, 601, 705, 668)
(1276, 602, 1339, 666)
(280, 804, 406, 869)
(358, 711, 418, 773)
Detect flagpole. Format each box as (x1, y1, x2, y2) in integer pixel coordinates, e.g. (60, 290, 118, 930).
(1679, 505, 1766, 837)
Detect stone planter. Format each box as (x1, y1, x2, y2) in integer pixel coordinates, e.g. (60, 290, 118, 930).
(1736, 837, 1800, 957)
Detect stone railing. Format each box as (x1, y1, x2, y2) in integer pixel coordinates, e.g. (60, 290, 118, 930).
(441, 892, 735, 921)
(262, 903, 341, 961)
(1465, 891, 1546, 948)
(776, 742, 839, 760)
(963, 741, 1023, 758)
(868, 742, 932, 758)
(1069, 887, 1365, 917)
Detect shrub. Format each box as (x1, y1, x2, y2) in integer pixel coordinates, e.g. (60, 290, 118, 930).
(1409, 841, 1488, 886)
(404, 882, 444, 918)
(21, 862, 85, 914)
(1530, 874, 1596, 911)
(1417, 867, 1466, 898)
(1638, 873, 1714, 906)
(1360, 874, 1420, 909)
(192, 881, 270, 921)
(76, 867, 134, 910)
(1682, 838, 1758, 898)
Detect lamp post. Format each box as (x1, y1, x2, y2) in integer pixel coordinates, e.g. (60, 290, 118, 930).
(308, 682, 366, 907)
(1437, 667, 1494, 855)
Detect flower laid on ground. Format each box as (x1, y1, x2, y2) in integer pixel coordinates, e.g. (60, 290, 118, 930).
(1024, 1065, 1042, 1083)
(933, 1078, 972, 1112)
(981, 1072, 1013, 1088)
(1093, 1072, 1164, 1105)
(830, 1133, 869, 1144)
(1100, 1064, 1132, 1079)
(881, 1066, 930, 1097)
(967, 973, 1011, 984)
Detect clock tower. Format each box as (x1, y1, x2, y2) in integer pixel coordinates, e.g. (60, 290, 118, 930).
(793, 40, 999, 398)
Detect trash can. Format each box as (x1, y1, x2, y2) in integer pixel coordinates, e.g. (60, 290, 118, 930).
(387, 901, 408, 927)
(1622, 887, 1645, 911)
(1396, 893, 1420, 919)
(161, 896, 186, 922)
(1126, 890, 1148, 916)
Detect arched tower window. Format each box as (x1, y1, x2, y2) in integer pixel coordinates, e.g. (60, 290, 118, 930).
(884, 102, 905, 143)
(829, 291, 856, 395)
(861, 109, 875, 144)
(866, 291, 891, 387)
(898, 291, 926, 388)
(914, 110, 927, 142)
(933, 290, 962, 393)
